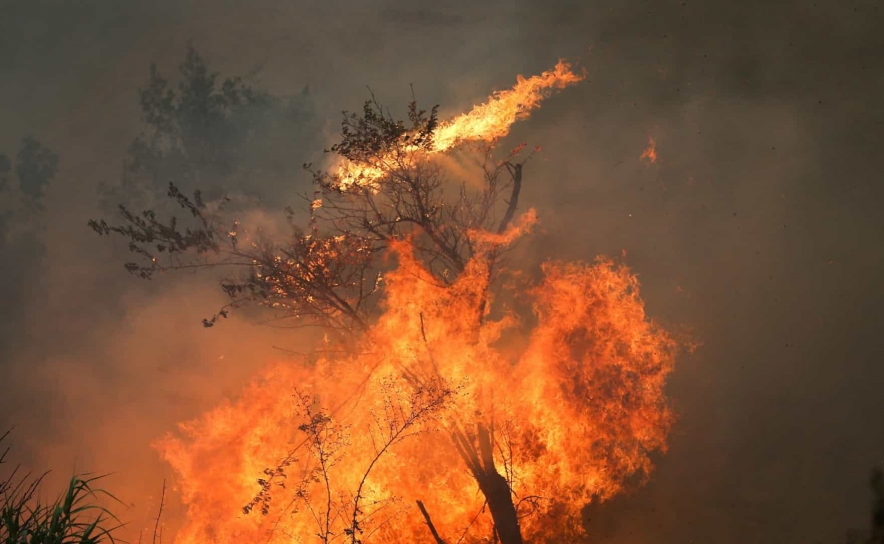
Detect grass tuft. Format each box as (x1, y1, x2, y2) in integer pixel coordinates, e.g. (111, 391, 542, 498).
(1, 430, 123, 544)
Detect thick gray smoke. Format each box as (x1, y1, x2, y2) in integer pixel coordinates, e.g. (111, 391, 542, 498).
(1, 0, 882, 542)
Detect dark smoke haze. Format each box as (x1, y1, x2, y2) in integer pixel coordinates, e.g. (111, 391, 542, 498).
(1, 0, 882, 542)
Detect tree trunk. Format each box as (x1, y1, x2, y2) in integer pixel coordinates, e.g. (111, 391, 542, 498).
(452, 424, 523, 544)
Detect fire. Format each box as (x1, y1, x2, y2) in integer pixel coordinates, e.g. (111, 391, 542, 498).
(151, 60, 686, 543)
(432, 61, 584, 149)
(640, 136, 657, 164)
(156, 229, 680, 543)
(337, 60, 584, 190)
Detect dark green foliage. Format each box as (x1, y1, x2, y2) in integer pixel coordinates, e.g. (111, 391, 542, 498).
(0, 137, 58, 222)
(101, 43, 317, 213)
(0, 431, 122, 544)
(327, 93, 439, 169)
(14, 137, 59, 206)
(0, 138, 57, 342)
(0, 137, 58, 234)
(128, 44, 266, 192)
(88, 184, 220, 279)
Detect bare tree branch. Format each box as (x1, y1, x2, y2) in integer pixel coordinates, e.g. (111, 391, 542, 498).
(416, 500, 446, 544)
(153, 479, 166, 544)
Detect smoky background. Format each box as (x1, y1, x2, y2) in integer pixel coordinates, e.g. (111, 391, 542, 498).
(0, 0, 882, 541)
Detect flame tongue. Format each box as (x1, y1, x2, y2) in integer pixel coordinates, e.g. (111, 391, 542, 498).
(338, 60, 584, 190)
(433, 60, 584, 150)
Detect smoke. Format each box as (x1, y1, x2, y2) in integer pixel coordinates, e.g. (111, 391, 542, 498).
(1, 0, 882, 542)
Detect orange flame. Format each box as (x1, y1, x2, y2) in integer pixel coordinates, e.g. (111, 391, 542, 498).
(640, 136, 657, 164)
(337, 60, 585, 190)
(156, 212, 681, 542)
(433, 60, 584, 149)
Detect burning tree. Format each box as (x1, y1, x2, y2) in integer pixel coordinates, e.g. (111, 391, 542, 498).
(91, 60, 687, 543)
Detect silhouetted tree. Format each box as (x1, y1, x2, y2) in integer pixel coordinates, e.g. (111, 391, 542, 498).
(14, 136, 59, 208)
(0, 136, 57, 239)
(0, 136, 58, 379)
(100, 43, 318, 214)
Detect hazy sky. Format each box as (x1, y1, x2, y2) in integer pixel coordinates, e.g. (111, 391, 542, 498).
(1, 0, 883, 542)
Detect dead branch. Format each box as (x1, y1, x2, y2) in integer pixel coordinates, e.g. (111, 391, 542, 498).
(497, 163, 522, 235)
(153, 479, 166, 544)
(347, 379, 453, 542)
(416, 500, 446, 544)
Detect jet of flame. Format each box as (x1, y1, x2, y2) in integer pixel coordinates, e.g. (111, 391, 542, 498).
(337, 60, 585, 190)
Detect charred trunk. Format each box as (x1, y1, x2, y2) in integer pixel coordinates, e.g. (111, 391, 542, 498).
(452, 424, 523, 544)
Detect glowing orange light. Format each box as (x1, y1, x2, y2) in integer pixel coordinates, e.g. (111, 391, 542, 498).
(640, 136, 657, 164)
(337, 60, 585, 190)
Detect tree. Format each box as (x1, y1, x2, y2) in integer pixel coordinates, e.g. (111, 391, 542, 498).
(14, 136, 59, 207)
(99, 43, 318, 215)
(0, 137, 57, 332)
(90, 96, 532, 332)
(91, 64, 679, 543)
(0, 136, 58, 233)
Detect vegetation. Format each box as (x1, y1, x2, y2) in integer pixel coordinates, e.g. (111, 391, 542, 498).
(0, 431, 121, 544)
(0, 136, 58, 371)
(98, 43, 318, 215)
(0, 135, 57, 238)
